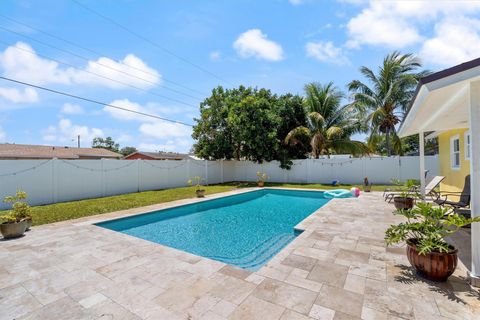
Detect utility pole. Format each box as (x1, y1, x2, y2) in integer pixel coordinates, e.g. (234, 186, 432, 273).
(77, 135, 80, 148)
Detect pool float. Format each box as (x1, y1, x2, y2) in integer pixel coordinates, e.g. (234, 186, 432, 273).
(350, 187, 360, 197)
(323, 189, 352, 199)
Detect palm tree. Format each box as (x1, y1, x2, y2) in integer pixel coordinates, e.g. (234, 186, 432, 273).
(348, 51, 428, 156)
(285, 82, 368, 158)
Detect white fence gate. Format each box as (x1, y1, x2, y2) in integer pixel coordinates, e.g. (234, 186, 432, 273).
(0, 156, 439, 209)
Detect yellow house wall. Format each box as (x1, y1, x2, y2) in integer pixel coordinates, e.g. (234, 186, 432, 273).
(438, 128, 470, 196)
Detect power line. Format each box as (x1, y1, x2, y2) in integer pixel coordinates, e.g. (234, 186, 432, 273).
(0, 25, 203, 102)
(70, 0, 235, 87)
(0, 37, 199, 108)
(0, 76, 194, 127)
(0, 14, 208, 97)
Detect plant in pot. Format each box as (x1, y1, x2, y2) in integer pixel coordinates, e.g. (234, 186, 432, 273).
(256, 172, 268, 188)
(392, 180, 417, 210)
(188, 176, 205, 198)
(385, 202, 480, 281)
(3, 191, 32, 231)
(363, 177, 372, 192)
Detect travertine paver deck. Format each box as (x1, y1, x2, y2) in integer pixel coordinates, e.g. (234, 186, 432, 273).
(1, 189, 479, 320)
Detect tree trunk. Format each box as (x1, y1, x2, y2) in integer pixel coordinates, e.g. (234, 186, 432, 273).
(385, 127, 391, 156)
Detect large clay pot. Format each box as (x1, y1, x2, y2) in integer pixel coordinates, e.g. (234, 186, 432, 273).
(406, 239, 458, 282)
(22, 217, 32, 231)
(0, 220, 27, 239)
(196, 189, 205, 198)
(393, 196, 414, 210)
(258, 181, 265, 188)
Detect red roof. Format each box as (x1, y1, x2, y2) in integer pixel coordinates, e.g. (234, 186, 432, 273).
(0, 143, 122, 159)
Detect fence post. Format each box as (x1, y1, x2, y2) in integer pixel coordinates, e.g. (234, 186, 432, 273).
(205, 160, 209, 185)
(137, 159, 141, 192)
(52, 158, 58, 203)
(306, 159, 310, 184)
(220, 159, 224, 183)
(101, 158, 106, 197)
(187, 159, 191, 181)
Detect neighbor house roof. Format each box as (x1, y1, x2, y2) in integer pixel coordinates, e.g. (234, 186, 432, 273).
(399, 56, 480, 137)
(123, 151, 192, 160)
(0, 143, 122, 159)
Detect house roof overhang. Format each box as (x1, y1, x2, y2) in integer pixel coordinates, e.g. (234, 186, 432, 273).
(398, 57, 480, 137)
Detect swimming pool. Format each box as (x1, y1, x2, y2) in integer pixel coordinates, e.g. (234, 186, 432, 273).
(96, 189, 331, 270)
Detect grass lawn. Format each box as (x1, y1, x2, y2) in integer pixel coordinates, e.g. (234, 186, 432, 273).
(1, 182, 391, 226)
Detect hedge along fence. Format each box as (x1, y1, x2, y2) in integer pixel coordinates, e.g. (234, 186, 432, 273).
(0, 155, 439, 209)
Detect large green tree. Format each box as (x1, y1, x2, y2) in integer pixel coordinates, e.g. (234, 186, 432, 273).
(348, 51, 428, 156)
(192, 86, 307, 167)
(92, 137, 120, 153)
(285, 82, 367, 158)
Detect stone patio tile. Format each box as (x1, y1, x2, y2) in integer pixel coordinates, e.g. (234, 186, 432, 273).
(290, 268, 310, 279)
(257, 263, 294, 282)
(282, 254, 318, 271)
(315, 285, 363, 318)
(200, 310, 228, 320)
(88, 299, 143, 320)
(307, 261, 349, 288)
(333, 311, 360, 320)
(0, 284, 42, 320)
(293, 247, 334, 262)
(211, 299, 238, 317)
(18, 296, 90, 320)
(343, 274, 366, 294)
(308, 304, 336, 320)
(285, 271, 323, 292)
(208, 273, 258, 305)
(219, 265, 252, 280)
(78, 292, 109, 308)
(228, 295, 285, 320)
(336, 249, 370, 264)
(361, 306, 387, 320)
(253, 278, 317, 315)
(280, 309, 313, 320)
(245, 273, 266, 285)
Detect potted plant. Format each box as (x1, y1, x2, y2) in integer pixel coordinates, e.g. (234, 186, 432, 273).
(188, 176, 205, 198)
(3, 191, 32, 231)
(363, 177, 372, 192)
(256, 172, 268, 187)
(385, 202, 480, 281)
(393, 191, 415, 210)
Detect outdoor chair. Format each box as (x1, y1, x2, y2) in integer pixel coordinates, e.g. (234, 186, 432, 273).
(434, 175, 470, 209)
(384, 176, 444, 203)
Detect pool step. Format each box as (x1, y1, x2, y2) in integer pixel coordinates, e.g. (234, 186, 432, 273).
(208, 233, 295, 271)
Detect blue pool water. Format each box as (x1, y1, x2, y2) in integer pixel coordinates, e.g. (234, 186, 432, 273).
(96, 189, 331, 270)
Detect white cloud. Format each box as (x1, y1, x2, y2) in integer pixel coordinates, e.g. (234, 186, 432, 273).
(306, 41, 349, 65)
(138, 138, 191, 153)
(289, 0, 304, 5)
(346, 2, 422, 48)
(420, 17, 480, 67)
(345, 1, 480, 49)
(0, 126, 5, 142)
(139, 120, 191, 139)
(209, 51, 221, 61)
(103, 99, 149, 121)
(0, 42, 160, 89)
(233, 29, 284, 61)
(42, 118, 104, 145)
(0, 87, 38, 103)
(61, 103, 84, 115)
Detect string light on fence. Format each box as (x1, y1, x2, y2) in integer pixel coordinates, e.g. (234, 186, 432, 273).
(59, 159, 137, 172)
(141, 160, 187, 170)
(0, 159, 52, 177)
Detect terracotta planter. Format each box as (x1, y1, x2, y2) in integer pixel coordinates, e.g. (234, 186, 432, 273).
(196, 189, 205, 198)
(393, 196, 414, 210)
(22, 217, 32, 231)
(406, 239, 458, 282)
(0, 220, 27, 239)
(257, 181, 265, 188)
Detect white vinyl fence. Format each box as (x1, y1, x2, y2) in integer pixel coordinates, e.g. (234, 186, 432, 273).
(0, 156, 438, 209)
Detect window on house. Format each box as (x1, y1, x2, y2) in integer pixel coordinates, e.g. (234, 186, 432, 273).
(465, 131, 471, 160)
(451, 135, 460, 169)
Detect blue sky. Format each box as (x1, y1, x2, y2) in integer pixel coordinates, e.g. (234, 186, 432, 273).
(1, 0, 479, 153)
